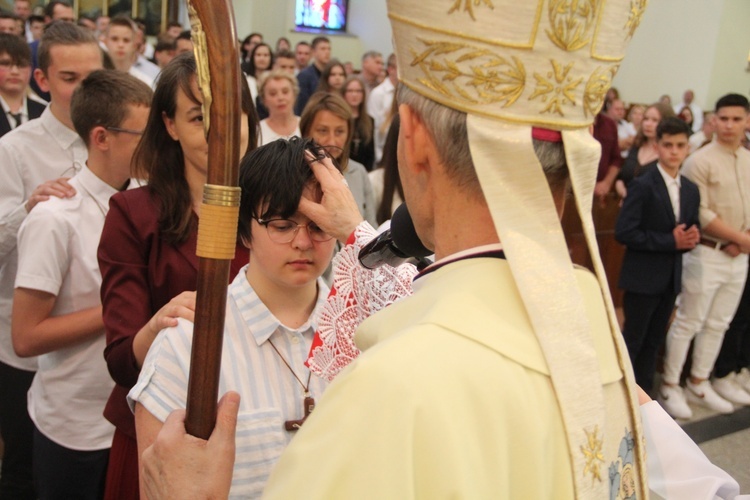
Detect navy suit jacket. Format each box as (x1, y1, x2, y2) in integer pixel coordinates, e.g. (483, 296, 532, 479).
(0, 98, 46, 138)
(615, 162, 700, 295)
(294, 64, 321, 115)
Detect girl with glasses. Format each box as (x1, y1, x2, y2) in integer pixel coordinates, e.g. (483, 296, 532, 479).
(97, 53, 259, 500)
(130, 137, 336, 498)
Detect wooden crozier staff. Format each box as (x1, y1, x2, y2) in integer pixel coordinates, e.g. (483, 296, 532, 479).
(183, 0, 242, 439)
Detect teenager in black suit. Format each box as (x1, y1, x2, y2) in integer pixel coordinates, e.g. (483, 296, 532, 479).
(615, 117, 701, 392)
(0, 34, 46, 138)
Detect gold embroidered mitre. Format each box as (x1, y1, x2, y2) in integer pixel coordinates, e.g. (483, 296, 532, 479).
(387, 1, 649, 498)
(389, 0, 646, 126)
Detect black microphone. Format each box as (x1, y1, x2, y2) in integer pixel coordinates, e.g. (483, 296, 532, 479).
(358, 204, 432, 270)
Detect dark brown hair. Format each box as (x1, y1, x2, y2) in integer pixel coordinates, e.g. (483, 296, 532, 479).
(71, 69, 152, 146)
(131, 53, 259, 244)
(376, 114, 404, 225)
(315, 59, 346, 94)
(339, 76, 372, 145)
(0, 32, 32, 67)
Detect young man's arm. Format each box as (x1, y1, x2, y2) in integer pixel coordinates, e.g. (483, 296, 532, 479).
(0, 143, 75, 262)
(684, 156, 750, 251)
(11, 289, 102, 357)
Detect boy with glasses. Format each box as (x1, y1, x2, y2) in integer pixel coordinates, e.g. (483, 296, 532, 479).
(130, 138, 336, 499)
(0, 33, 45, 138)
(12, 69, 151, 498)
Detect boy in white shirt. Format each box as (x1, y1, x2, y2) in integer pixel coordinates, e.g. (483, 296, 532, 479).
(0, 22, 103, 499)
(12, 69, 152, 499)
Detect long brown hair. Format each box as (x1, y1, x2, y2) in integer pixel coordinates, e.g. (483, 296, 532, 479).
(299, 91, 353, 172)
(339, 76, 373, 145)
(376, 114, 404, 225)
(633, 102, 674, 148)
(132, 53, 259, 244)
(316, 59, 346, 94)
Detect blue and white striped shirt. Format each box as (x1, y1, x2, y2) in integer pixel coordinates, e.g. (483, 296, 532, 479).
(129, 266, 329, 498)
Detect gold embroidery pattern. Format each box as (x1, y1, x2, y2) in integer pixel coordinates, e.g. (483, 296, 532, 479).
(583, 65, 617, 117)
(410, 39, 525, 107)
(581, 425, 605, 482)
(447, 0, 495, 21)
(529, 59, 582, 116)
(546, 0, 602, 52)
(625, 0, 648, 39)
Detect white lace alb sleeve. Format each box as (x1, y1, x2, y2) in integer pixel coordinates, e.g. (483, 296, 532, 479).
(308, 222, 417, 381)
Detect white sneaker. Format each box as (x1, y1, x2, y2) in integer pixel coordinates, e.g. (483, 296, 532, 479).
(713, 374, 750, 405)
(737, 368, 750, 393)
(686, 379, 734, 413)
(657, 384, 693, 419)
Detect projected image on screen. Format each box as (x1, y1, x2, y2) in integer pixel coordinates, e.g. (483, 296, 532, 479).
(295, 0, 348, 33)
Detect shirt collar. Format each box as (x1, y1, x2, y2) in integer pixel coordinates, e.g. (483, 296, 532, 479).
(40, 106, 84, 151)
(712, 139, 746, 156)
(656, 162, 681, 187)
(0, 94, 28, 118)
(228, 266, 329, 345)
(415, 243, 505, 284)
(76, 163, 119, 208)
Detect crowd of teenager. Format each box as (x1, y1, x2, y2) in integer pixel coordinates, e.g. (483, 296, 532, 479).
(0, 1, 749, 498)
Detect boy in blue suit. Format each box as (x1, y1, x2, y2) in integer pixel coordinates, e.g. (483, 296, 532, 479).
(616, 117, 700, 393)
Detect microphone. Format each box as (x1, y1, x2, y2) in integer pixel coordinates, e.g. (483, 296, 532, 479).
(358, 204, 433, 270)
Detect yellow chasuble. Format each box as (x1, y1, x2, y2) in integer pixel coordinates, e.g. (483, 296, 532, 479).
(263, 256, 641, 499)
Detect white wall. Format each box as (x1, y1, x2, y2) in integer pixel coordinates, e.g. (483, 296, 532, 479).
(230, 0, 390, 70)
(706, 0, 750, 107)
(612, 0, 750, 110)
(612, 0, 724, 109)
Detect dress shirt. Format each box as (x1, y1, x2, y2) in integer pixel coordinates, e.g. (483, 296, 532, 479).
(128, 65, 154, 88)
(15, 165, 116, 450)
(617, 119, 636, 158)
(0, 94, 28, 128)
(367, 77, 395, 163)
(133, 55, 160, 81)
(682, 141, 750, 241)
(0, 106, 86, 371)
(129, 268, 329, 498)
(656, 162, 681, 221)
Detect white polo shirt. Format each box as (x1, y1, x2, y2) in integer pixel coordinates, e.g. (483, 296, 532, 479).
(15, 164, 116, 450)
(0, 106, 87, 372)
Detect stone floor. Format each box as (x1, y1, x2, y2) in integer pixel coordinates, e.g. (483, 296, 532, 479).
(681, 404, 750, 493)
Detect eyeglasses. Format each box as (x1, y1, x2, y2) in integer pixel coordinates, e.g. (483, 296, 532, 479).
(0, 60, 30, 70)
(106, 126, 144, 136)
(345, 88, 364, 94)
(254, 218, 332, 243)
